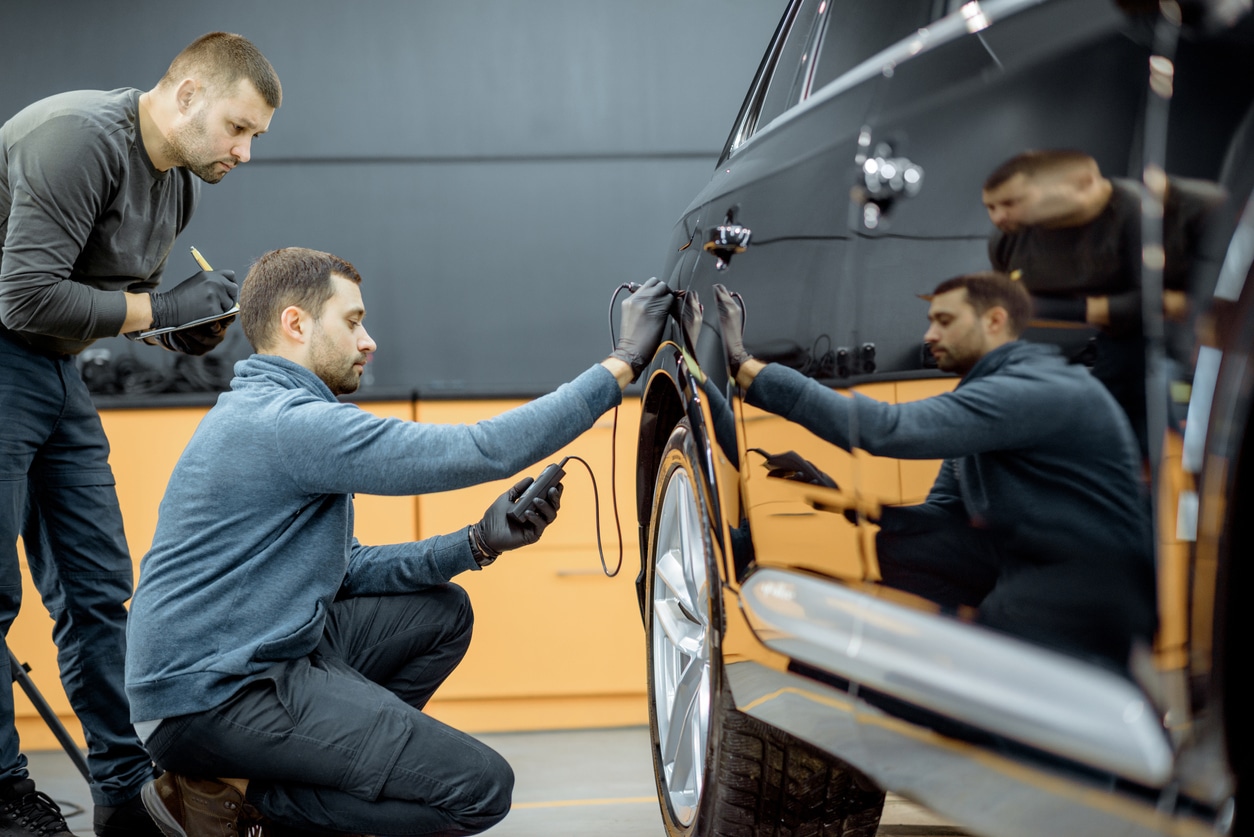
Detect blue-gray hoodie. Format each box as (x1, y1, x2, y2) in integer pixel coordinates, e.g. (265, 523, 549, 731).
(746, 341, 1151, 562)
(125, 355, 620, 723)
(746, 341, 1158, 662)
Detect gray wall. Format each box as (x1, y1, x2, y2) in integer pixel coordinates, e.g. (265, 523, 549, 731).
(1, 0, 786, 398)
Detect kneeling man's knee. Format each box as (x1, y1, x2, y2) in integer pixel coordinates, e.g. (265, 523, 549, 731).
(454, 747, 514, 832)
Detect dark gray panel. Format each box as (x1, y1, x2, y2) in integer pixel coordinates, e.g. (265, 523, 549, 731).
(86, 154, 720, 397)
(3, 1, 789, 399)
(1, 1, 786, 158)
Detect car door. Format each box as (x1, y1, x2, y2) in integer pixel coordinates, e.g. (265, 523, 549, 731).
(684, 0, 939, 588)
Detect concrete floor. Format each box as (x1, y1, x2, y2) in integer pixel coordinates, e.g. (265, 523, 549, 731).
(28, 726, 965, 836)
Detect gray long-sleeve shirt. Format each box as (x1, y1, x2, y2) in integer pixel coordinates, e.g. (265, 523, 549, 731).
(0, 88, 197, 354)
(125, 355, 622, 723)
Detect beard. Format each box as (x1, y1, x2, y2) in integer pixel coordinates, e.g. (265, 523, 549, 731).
(933, 342, 981, 376)
(165, 109, 234, 184)
(934, 350, 960, 374)
(310, 331, 365, 396)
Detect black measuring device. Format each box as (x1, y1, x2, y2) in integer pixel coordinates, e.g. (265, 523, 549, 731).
(507, 457, 569, 523)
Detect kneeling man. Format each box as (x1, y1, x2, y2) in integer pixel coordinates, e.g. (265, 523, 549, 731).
(714, 272, 1156, 669)
(126, 247, 671, 836)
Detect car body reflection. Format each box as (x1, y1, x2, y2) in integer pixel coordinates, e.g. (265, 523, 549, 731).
(633, 1, 1254, 836)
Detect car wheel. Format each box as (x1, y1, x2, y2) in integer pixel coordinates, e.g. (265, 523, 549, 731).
(645, 419, 886, 837)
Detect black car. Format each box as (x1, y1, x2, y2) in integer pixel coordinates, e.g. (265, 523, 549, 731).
(633, 1, 1253, 835)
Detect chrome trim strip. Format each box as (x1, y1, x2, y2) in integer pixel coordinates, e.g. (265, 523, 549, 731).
(1184, 196, 1254, 472)
(1213, 190, 1254, 302)
(726, 658, 1214, 837)
(740, 568, 1173, 785)
(1183, 346, 1222, 475)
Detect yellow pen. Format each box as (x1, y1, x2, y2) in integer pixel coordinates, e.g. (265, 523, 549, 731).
(189, 246, 213, 271)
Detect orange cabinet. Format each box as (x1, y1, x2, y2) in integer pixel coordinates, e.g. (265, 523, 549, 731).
(414, 399, 647, 732)
(12, 397, 645, 750)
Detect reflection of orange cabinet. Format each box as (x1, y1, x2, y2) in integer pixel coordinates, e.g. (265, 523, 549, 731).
(734, 378, 957, 584)
(1155, 431, 1189, 670)
(894, 378, 957, 502)
(12, 398, 646, 749)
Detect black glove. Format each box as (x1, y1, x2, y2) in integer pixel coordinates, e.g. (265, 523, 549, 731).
(611, 277, 673, 381)
(155, 315, 235, 356)
(713, 283, 752, 376)
(149, 270, 238, 331)
(751, 448, 839, 489)
(469, 476, 564, 566)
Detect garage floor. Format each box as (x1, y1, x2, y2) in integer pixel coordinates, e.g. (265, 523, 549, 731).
(29, 726, 964, 836)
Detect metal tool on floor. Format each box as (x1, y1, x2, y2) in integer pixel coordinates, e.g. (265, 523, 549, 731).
(9, 649, 91, 781)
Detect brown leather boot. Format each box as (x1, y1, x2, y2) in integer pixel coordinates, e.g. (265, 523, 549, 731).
(140, 772, 260, 837)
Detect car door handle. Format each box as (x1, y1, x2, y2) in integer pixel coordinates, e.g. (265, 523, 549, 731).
(862, 154, 923, 199)
(703, 220, 753, 271)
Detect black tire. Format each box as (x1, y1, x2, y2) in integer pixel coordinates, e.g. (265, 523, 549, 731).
(645, 419, 885, 837)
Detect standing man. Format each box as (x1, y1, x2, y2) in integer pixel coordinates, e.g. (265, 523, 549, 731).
(981, 149, 1223, 452)
(125, 249, 673, 837)
(0, 33, 280, 836)
(714, 273, 1157, 670)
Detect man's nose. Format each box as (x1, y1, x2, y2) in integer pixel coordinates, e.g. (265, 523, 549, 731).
(232, 138, 252, 164)
(923, 324, 939, 344)
(360, 328, 377, 353)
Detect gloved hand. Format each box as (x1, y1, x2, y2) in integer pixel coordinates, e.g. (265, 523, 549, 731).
(148, 270, 238, 331)
(469, 476, 564, 565)
(713, 283, 752, 375)
(155, 315, 235, 356)
(751, 448, 839, 489)
(611, 277, 673, 381)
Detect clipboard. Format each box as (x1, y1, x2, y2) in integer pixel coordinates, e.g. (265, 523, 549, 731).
(138, 304, 240, 338)
(138, 245, 237, 338)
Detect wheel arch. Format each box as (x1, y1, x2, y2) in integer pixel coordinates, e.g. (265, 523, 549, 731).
(636, 348, 730, 623)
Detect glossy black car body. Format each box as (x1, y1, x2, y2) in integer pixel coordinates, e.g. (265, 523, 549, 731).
(634, 1, 1253, 835)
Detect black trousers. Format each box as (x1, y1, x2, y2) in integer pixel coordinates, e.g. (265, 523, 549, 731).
(145, 585, 513, 836)
(876, 523, 1151, 670)
(0, 329, 155, 805)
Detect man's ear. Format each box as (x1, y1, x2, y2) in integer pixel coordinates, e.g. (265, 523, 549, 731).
(174, 78, 199, 114)
(1072, 168, 1097, 193)
(984, 305, 1010, 336)
(278, 305, 309, 344)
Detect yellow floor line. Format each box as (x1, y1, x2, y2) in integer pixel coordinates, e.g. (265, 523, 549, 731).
(512, 796, 657, 810)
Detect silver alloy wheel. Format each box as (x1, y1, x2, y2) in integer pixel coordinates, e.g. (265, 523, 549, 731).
(651, 465, 712, 827)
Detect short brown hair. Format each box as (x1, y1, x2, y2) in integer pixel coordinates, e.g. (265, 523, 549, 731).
(931, 271, 1032, 337)
(240, 248, 362, 351)
(159, 32, 282, 108)
(982, 149, 1095, 192)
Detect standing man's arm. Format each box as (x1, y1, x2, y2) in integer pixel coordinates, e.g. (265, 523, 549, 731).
(0, 119, 133, 340)
(1, 116, 234, 342)
(121, 292, 157, 334)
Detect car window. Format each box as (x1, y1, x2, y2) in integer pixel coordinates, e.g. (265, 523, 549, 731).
(726, 0, 825, 155)
(809, 0, 936, 95)
(753, 0, 826, 132)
